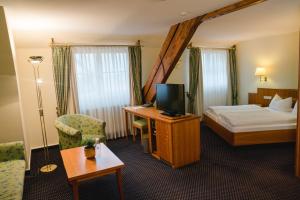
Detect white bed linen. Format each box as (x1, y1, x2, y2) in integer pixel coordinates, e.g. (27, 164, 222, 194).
(219, 108, 296, 127)
(207, 105, 263, 115)
(205, 107, 296, 133)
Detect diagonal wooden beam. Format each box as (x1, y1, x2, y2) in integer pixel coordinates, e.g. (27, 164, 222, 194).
(143, 19, 201, 102)
(199, 0, 266, 22)
(143, 0, 267, 103)
(143, 23, 180, 98)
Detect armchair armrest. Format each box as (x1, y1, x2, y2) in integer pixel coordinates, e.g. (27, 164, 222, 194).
(55, 120, 81, 136)
(0, 141, 24, 162)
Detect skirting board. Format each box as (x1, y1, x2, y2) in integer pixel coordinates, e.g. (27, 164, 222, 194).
(31, 143, 59, 151)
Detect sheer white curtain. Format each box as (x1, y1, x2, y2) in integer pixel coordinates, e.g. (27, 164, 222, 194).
(201, 48, 231, 111)
(72, 47, 130, 139)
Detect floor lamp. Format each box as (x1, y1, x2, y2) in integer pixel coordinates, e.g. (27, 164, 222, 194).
(28, 56, 57, 173)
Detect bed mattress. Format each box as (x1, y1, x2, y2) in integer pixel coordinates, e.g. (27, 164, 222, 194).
(205, 108, 296, 133)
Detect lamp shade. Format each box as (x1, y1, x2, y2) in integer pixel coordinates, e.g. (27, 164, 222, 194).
(255, 67, 266, 76)
(28, 56, 43, 64)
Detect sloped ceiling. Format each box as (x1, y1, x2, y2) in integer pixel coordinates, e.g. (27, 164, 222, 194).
(0, 0, 299, 48)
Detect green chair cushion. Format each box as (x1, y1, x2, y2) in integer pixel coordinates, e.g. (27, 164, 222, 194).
(0, 160, 25, 200)
(133, 119, 148, 128)
(141, 133, 149, 139)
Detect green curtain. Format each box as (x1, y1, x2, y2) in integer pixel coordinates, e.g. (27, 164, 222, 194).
(229, 45, 238, 105)
(187, 47, 200, 114)
(52, 46, 71, 116)
(128, 46, 143, 105)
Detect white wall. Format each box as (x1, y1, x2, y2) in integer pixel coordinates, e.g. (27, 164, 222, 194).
(237, 32, 299, 104)
(141, 47, 158, 85)
(0, 75, 23, 142)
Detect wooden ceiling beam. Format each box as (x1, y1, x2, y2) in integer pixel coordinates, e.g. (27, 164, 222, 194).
(198, 0, 266, 23)
(142, 0, 267, 103)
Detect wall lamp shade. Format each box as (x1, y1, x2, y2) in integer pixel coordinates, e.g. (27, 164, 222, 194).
(28, 56, 43, 64)
(255, 67, 267, 82)
(255, 67, 266, 76)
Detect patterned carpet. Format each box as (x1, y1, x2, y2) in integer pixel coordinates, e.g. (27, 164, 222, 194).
(23, 125, 300, 200)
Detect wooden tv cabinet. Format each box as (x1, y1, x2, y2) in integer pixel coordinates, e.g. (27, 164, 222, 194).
(123, 107, 201, 168)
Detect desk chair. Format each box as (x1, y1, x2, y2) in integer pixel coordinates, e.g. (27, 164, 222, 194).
(132, 119, 148, 143)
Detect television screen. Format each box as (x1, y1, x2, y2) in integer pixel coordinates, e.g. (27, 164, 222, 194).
(156, 84, 185, 116)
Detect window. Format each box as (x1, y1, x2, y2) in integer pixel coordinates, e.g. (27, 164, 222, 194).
(72, 47, 130, 139)
(201, 48, 230, 111)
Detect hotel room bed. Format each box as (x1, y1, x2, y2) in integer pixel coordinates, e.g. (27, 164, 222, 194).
(203, 88, 297, 146)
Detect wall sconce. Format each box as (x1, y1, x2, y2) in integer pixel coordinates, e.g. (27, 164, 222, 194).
(255, 67, 267, 82)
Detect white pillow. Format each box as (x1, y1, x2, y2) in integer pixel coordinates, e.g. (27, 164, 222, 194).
(269, 94, 281, 108)
(292, 101, 298, 114)
(269, 94, 292, 112)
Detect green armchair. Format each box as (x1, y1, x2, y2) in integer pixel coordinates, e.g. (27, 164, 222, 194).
(55, 114, 106, 150)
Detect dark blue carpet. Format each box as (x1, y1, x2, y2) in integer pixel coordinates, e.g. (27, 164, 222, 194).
(23, 125, 300, 200)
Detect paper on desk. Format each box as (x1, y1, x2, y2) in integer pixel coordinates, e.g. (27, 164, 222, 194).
(132, 106, 144, 109)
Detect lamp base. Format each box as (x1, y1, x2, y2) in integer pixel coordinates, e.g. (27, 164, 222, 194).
(40, 164, 57, 173)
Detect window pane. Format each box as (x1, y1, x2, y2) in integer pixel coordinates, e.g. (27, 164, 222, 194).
(201, 49, 230, 111)
(72, 47, 130, 139)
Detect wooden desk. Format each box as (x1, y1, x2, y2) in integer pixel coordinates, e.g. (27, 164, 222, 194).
(123, 106, 201, 168)
(60, 143, 125, 200)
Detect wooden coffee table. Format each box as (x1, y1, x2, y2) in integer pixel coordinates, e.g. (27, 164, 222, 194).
(60, 143, 125, 200)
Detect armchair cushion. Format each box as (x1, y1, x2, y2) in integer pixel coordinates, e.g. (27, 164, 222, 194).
(0, 141, 24, 162)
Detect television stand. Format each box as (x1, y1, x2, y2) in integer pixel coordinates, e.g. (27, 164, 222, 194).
(123, 106, 200, 168)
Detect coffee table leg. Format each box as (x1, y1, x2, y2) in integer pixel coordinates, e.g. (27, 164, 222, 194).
(124, 110, 129, 140)
(71, 181, 79, 200)
(116, 169, 124, 200)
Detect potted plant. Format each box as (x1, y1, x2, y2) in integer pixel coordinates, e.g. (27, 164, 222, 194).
(84, 139, 96, 159)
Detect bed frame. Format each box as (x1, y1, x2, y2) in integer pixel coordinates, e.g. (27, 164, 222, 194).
(203, 88, 297, 146)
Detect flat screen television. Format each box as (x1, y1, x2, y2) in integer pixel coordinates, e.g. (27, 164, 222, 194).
(156, 84, 185, 116)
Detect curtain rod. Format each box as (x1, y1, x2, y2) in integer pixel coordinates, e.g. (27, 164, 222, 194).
(50, 44, 142, 47)
(49, 38, 143, 48)
(187, 42, 234, 50)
